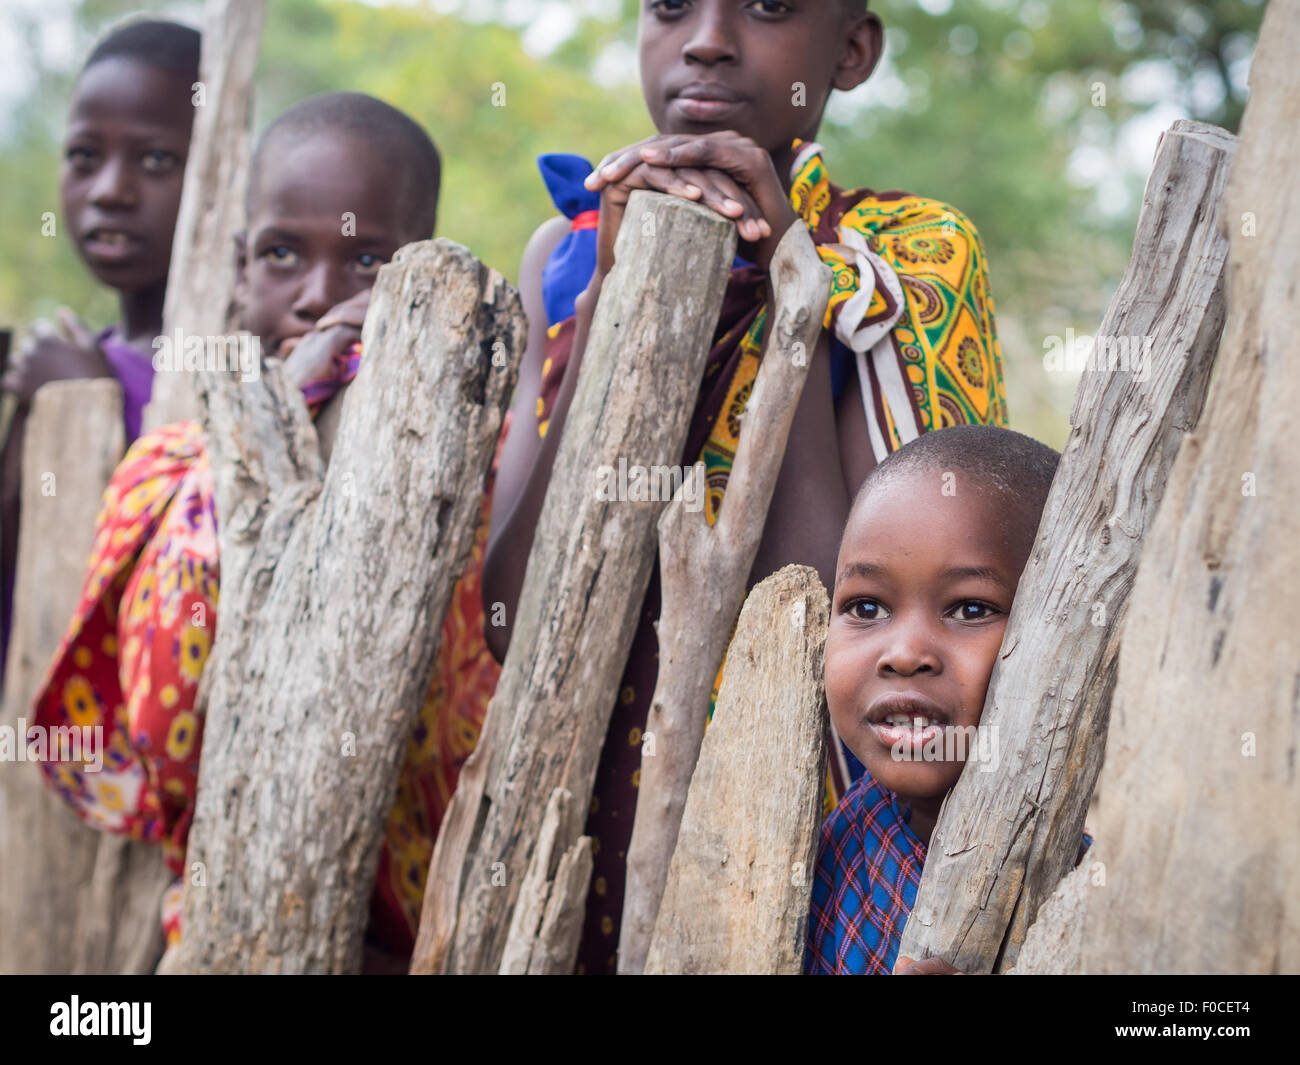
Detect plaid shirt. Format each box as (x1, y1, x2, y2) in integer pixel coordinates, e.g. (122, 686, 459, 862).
(805, 772, 927, 975)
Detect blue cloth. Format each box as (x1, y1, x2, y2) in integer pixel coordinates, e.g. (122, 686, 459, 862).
(805, 772, 926, 975)
(538, 153, 601, 328)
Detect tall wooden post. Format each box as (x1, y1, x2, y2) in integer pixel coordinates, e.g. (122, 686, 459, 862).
(0, 382, 173, 975)
(644, 565, 829, 975)
(170, 241, 524, 974)
(1015, 0, 1300, 975)
(144, 0, 265, 432)
(412, 193, 737, 975)
(618, 221, 830, 974)
(897, 120, 1235, 973)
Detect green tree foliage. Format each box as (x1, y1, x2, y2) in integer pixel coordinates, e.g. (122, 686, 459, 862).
(0, 0, 1264, 446)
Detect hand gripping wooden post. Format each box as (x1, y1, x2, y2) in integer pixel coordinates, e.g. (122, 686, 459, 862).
(1015, 1, 1300, 975)
(644, 565, 829, 975)
(896, 119, 1236, 973)
(618, 221, 831, 974)
(170, 240, 524, 974)
(411, 192, 737, 975)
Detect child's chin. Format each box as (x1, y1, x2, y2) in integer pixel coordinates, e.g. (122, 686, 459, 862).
(862, 753, 961, 800)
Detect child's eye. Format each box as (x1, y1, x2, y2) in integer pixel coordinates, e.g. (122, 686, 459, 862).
(948, 601, 999, 622)
(65, 146, 97, 170)
(845, 598, 890, 622)
(745, 0, 793, 15)
(649, 0, 690, 16)
(354, 252, 386, 275)
(261, 245, 299, 268)
(140, 150, 180, 174)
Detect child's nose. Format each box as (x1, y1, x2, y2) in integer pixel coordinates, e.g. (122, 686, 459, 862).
(682, 7, 739, 66)
(876, 626, 942, 677)
(87, 154, 137, 211)
(292, 262, 350, 322)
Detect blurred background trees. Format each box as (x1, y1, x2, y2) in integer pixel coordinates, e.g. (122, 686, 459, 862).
(0, 0, 1266, 445)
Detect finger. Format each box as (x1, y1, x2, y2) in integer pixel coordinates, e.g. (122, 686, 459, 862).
(611, 162, 704, 204)
(28, 319, 57, 343)
(587, 135, 692, 190)
(56, 307, 96, 351)
(678, 168, 769, 243)
(640, 134, 758, 173)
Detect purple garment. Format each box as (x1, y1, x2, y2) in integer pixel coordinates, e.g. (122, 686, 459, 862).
(99, 326, 155, 442)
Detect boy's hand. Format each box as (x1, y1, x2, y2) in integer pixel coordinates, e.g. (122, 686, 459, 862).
(585, 132, 797, 273)
(1, 309, 113, 406)
(280, 290, 368, 392)
(894, 954, 969, 975)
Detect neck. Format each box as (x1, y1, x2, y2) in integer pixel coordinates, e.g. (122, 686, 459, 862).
(117, 281, 168, 348)
(899, 792, 945, 847)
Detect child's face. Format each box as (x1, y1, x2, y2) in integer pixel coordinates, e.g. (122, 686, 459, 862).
(237, 131, 418, 356)
(60, 58, 195, 293)
(638, 0, 878, 154)
(825, 468, 1032, 802)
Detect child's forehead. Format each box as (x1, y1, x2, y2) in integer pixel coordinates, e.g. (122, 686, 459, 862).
(840, 470, 1024, 579)
(70, 57, 193, 132)
(252, 133, 409, 235)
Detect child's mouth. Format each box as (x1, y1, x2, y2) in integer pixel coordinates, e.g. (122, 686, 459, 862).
(870, 713, 945, 751)
(83, 228, 142, 263)
(864, 693, 952, 753)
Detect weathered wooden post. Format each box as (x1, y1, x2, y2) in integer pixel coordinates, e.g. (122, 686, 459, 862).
(644, 565, 828, 975)
(144, 0, 264, 432)
(164, 240, 523, 974)
(618, 221, 831, 974)
(1014, 0, 1300, 975)
(894, 119, 1235, 973)
(412, 192, 737, 975)
(0, 381, 173, 975)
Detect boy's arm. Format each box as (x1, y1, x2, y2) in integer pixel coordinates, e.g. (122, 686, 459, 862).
(746, 328, 876, 597)
(743, 331, 873, 600)
(481, 215, 575, 662)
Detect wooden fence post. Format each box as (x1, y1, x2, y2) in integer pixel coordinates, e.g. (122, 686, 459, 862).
(896, 119, 1235, 973)
(411, 192, 737, 975)
(144, 0, 264, 432)
(1014, 0, 1300, 975)
(0, 381, 173, 974)
(618, 221, 830, 974)
(644, 565, 828, 975)
(168, 240, 524, 974)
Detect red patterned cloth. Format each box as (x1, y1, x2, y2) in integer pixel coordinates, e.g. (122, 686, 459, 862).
(32, 368, 504, 954)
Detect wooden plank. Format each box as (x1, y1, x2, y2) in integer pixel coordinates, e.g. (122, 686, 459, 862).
(412, 192, 737, 975)
(169, 240, 524, 974)
(618, 221, 831, 974)
(498, 787, 594, 976)
(1015, 2, 1300, 975)
(644, 565, 828, 975)
(897, 119, 1236, 973)
(144, 0, 265, 431)
(0, 380, 172, 974)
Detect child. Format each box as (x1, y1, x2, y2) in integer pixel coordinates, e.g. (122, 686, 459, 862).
(0, 19, 199, 680)
(805, 424, 1061, 975)
(485, 0, 1009, 973)
(31, 92, 489, 969)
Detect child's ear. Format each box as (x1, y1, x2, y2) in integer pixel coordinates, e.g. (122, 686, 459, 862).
(833, 12, 884, 93)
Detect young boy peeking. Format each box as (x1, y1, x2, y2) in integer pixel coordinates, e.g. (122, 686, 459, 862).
(485, 0, 1008, 972)
(806, 425, 1061, 975)
(32, 93, 496, 969)
(0, 20, 199, 679)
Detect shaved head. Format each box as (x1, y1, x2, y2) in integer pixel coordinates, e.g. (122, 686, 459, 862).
(249, 92, 441, 240)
